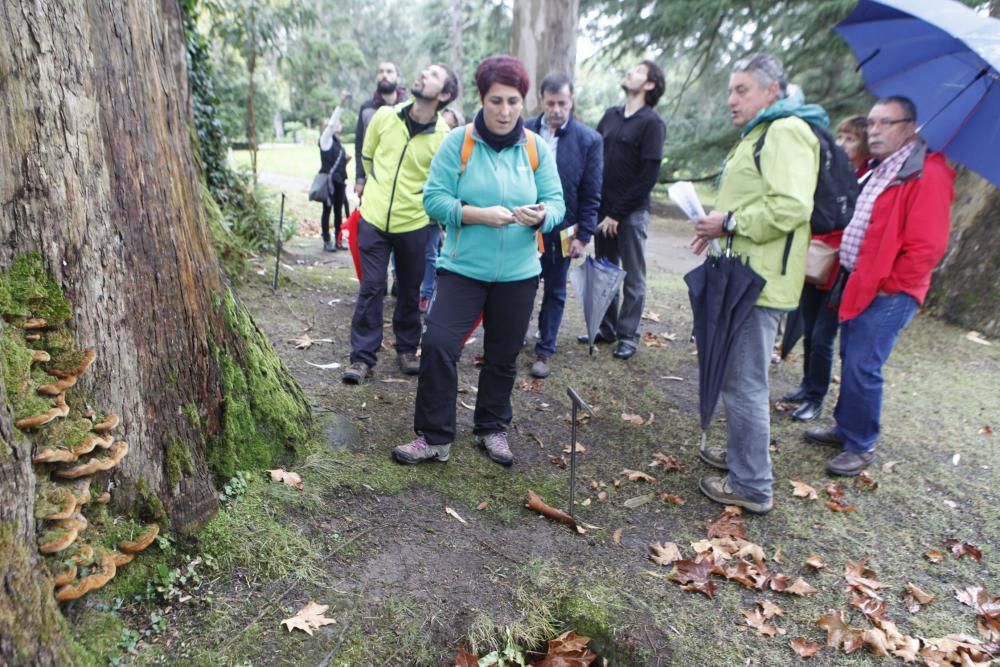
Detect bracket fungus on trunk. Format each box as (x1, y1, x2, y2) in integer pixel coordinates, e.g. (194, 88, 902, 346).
(17, 393, 70, 431)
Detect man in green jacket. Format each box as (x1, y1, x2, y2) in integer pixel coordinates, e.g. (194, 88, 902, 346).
(692, 53, 819, 513)
(341, 63, 459, 385)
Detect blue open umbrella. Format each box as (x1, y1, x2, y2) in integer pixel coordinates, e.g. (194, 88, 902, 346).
(835, 0, 1000, 186)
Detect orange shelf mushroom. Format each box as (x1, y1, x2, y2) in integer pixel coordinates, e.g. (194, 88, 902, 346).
(23, 317, 49, 330)
(52, 563, 78, 587)
(38, 521, 82, 555)
(48, 349, 96, 380)
(41, 486, 78, 521)
(31, 349, 51, 363)
(91, 413, 120, 434)
(95, 491, 111, 505)
(55, 441, 128, 479)
(18, 394, 70, 430)
(119, 523, 159, 554)
(37, 375, 78, 396)
(70, 433, 113, 458)
(54, 551, 117, 602)
(112, 552, 134, 567)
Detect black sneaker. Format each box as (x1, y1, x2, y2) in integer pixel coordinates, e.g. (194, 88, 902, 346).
(397, 352, 420, 375)
(804, 427, 845, 447)
(341, 361, 370, 385)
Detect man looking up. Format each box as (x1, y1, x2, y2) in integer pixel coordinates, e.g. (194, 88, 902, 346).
(692, 53, 820, 513)
(341, 64, 459, 385)
(355, 61, 407, 197)
(585, 61, 665, 361)
(805, 96, 953, 476)
(525, 72, 603, 379)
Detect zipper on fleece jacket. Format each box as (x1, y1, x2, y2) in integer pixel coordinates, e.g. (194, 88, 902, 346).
(385, 136, 412, 232)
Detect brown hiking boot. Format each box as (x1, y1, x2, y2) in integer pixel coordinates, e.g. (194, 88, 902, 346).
(341, 361, 370, 385)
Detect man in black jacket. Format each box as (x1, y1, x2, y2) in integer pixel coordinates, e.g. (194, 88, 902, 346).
(354, 61, 407, 197)
(525, 73, 603, 379)
(587, 61, 666, 360)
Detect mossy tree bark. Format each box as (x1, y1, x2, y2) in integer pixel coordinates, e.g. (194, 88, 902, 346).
(0, 2, 308, 661)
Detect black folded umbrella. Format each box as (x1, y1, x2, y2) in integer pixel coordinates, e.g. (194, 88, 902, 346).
(780, 308, 803, 361)
(684, 249, 767, 430)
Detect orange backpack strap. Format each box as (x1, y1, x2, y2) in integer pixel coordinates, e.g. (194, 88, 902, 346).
(523, 128, 539, 171)
(460, 123, 475, 172)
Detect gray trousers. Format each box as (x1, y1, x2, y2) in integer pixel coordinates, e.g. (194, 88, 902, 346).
(595, 209, 649, 343)
(720, 306, 782, 503)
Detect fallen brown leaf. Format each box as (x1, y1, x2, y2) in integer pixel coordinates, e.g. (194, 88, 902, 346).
(621, 412, 645, 425)
(760, 599, 785, 619)
(943, 537, 983, 561)
(621, 468, 656, 483)
(526, 490, 578, 531)
(563, 441, 587, 454)
(789, 637, 820, 658)
(902, 582, 935, 613)
(805, 553, 826, 570)
(642, 310, 661, 322)
(534, 630, 597, 667)
(925, 548, 945, 564)
(816, 610, 850, 648)
(707, 507, 746, 539)
(669, 557, 718, 599)
(444, 507, 467, 525)
(267, 468, 303, 490)
(649, 452, 685, 472)
(649, 541, 682, 566)
(825, 499, 856, 513)
(280, 601, 336, 635)
(742, 607, 777, 637)
(881, 460, 900, 473)
(824, 481, 846, 500)
(853, 471, 878, 492)
(784, 577, 818, 596)
(289, 333, 315, 350)
(476, 500, 489, 511)
(641, 331, 662, 347)
(658, 491, 686, 505)
(790, 480, 818, 500)
(979, 424, 993, 436)
(519, 378, 542, 392)
(851, 592, 888, 622)
(453, 645, 479, 667)
(613, 528, 623, 545)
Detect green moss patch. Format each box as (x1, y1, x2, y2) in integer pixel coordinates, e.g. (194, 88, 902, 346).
(165, 437, 196, 486)
(206, 288, 310, 480)
(0, 252, 72, 325)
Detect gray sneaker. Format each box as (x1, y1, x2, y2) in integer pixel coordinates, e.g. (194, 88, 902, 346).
(341, 361, 370, 385)
(392, 435, 451, 464)
(475, 432, 513, 466)
(698, 475, 773, 514)
(397, 352, 420, 375)
(529, 356, 551, 379)
(698, 444, 728, 470)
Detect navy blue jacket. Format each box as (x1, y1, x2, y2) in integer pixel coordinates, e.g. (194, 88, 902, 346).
(525, 113, 603, 244)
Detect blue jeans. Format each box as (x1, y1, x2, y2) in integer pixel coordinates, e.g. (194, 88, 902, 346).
(534, 236, 571, 359)
(421, 224, 441, 300)
(721, 306, 782, 504)
(833, 293, 918, 454)
(799, 284, 840, 403)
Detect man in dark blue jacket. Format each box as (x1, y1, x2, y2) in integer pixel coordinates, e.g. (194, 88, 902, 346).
(525, 72, 603, 379)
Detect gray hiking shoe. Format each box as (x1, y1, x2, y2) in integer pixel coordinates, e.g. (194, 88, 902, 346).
(698, 475, 773, 514)
(341, 361, 370, 385)
(392, 435, 451, 464)
(698, 444, 728, 470)
(475, 432, 513, 466)
(397, 351, 420, 375)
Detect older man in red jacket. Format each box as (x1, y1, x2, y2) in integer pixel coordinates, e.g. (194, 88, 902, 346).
(805, 95, 954, 476)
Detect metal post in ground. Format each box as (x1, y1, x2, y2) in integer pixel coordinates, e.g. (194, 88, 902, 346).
(272, 192, 286, 290)
(565, 386, 595, 519)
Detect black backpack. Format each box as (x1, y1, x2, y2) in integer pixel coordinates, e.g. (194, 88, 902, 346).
(753, 120, 859, 234)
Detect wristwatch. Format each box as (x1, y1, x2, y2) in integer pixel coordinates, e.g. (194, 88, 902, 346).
(723, 211, 737, 234)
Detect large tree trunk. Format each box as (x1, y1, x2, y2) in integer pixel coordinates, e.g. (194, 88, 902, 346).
(511, 0, 579, 116)
(450, 0, 464, 103)
(0, 2, 308, 662)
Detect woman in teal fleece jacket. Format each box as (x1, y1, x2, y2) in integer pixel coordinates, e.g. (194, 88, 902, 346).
(392, 56, 565, 468)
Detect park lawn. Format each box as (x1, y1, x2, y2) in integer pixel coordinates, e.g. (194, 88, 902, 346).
(230, 143, 357, 182)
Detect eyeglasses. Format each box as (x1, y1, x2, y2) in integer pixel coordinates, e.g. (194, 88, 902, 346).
(866, 117, 914, 130)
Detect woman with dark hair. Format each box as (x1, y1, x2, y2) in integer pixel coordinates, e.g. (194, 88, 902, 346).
(392, 55, 565, 467)
(782, 115, 872, 421)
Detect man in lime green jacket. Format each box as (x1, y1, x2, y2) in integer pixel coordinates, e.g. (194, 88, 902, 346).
(342, 64, 459, 385)
(692, 53, 819, 514)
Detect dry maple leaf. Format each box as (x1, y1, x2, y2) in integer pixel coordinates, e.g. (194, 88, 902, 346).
(534, 630, 597, 667)
(453, 645, 479, 667)
(943, 537, 983, 561)
(563, 441, 586, 454)
(267, 468, 303, 490)
(289, 333, 315, 350)
(642, 310, 661, 322)
(853, 471, 878, 492)
(851, 592, 888, 621)
(925, 548, 946, 564)
(444, 507, 467, 525)
(805, 553, 826, 570)
(784, 577, 818, 596)
(280, 601, 336, 635)
(621, 468, 656, 483)
(649, 541, 682, 566)
(547, 455, 567, 468)
(649, 452, 685, 472)
(825, 499, 856, 513)
(742, 607, 778, 637)
(734, 541, 767, 565)
(790, 480, 818, 500)
(707, 508, 746, 539)
(816, 610, 850, 648)
(881, 460, 900, 473)
(760, 600, 785, 619)
(789, 637, 820, 658)
(658, 491, 685, 505)
(621, 412, 645, 425)
(824, 481, 846, 499)
(519, 378, 541, 392)
(613, 527, 624, 545)
(670, 557, 718, 598)
(902, 582, 936, 613)
(641, 331, 662, 348)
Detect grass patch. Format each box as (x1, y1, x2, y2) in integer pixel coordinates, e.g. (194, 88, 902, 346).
(230, 144, 355, 182)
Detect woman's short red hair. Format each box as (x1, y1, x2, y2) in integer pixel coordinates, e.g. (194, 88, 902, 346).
(475, 56, 530, 98)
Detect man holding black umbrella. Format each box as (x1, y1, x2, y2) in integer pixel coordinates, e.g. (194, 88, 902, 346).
(805, 96, 954, 476)
(691, 53, 819, 513)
